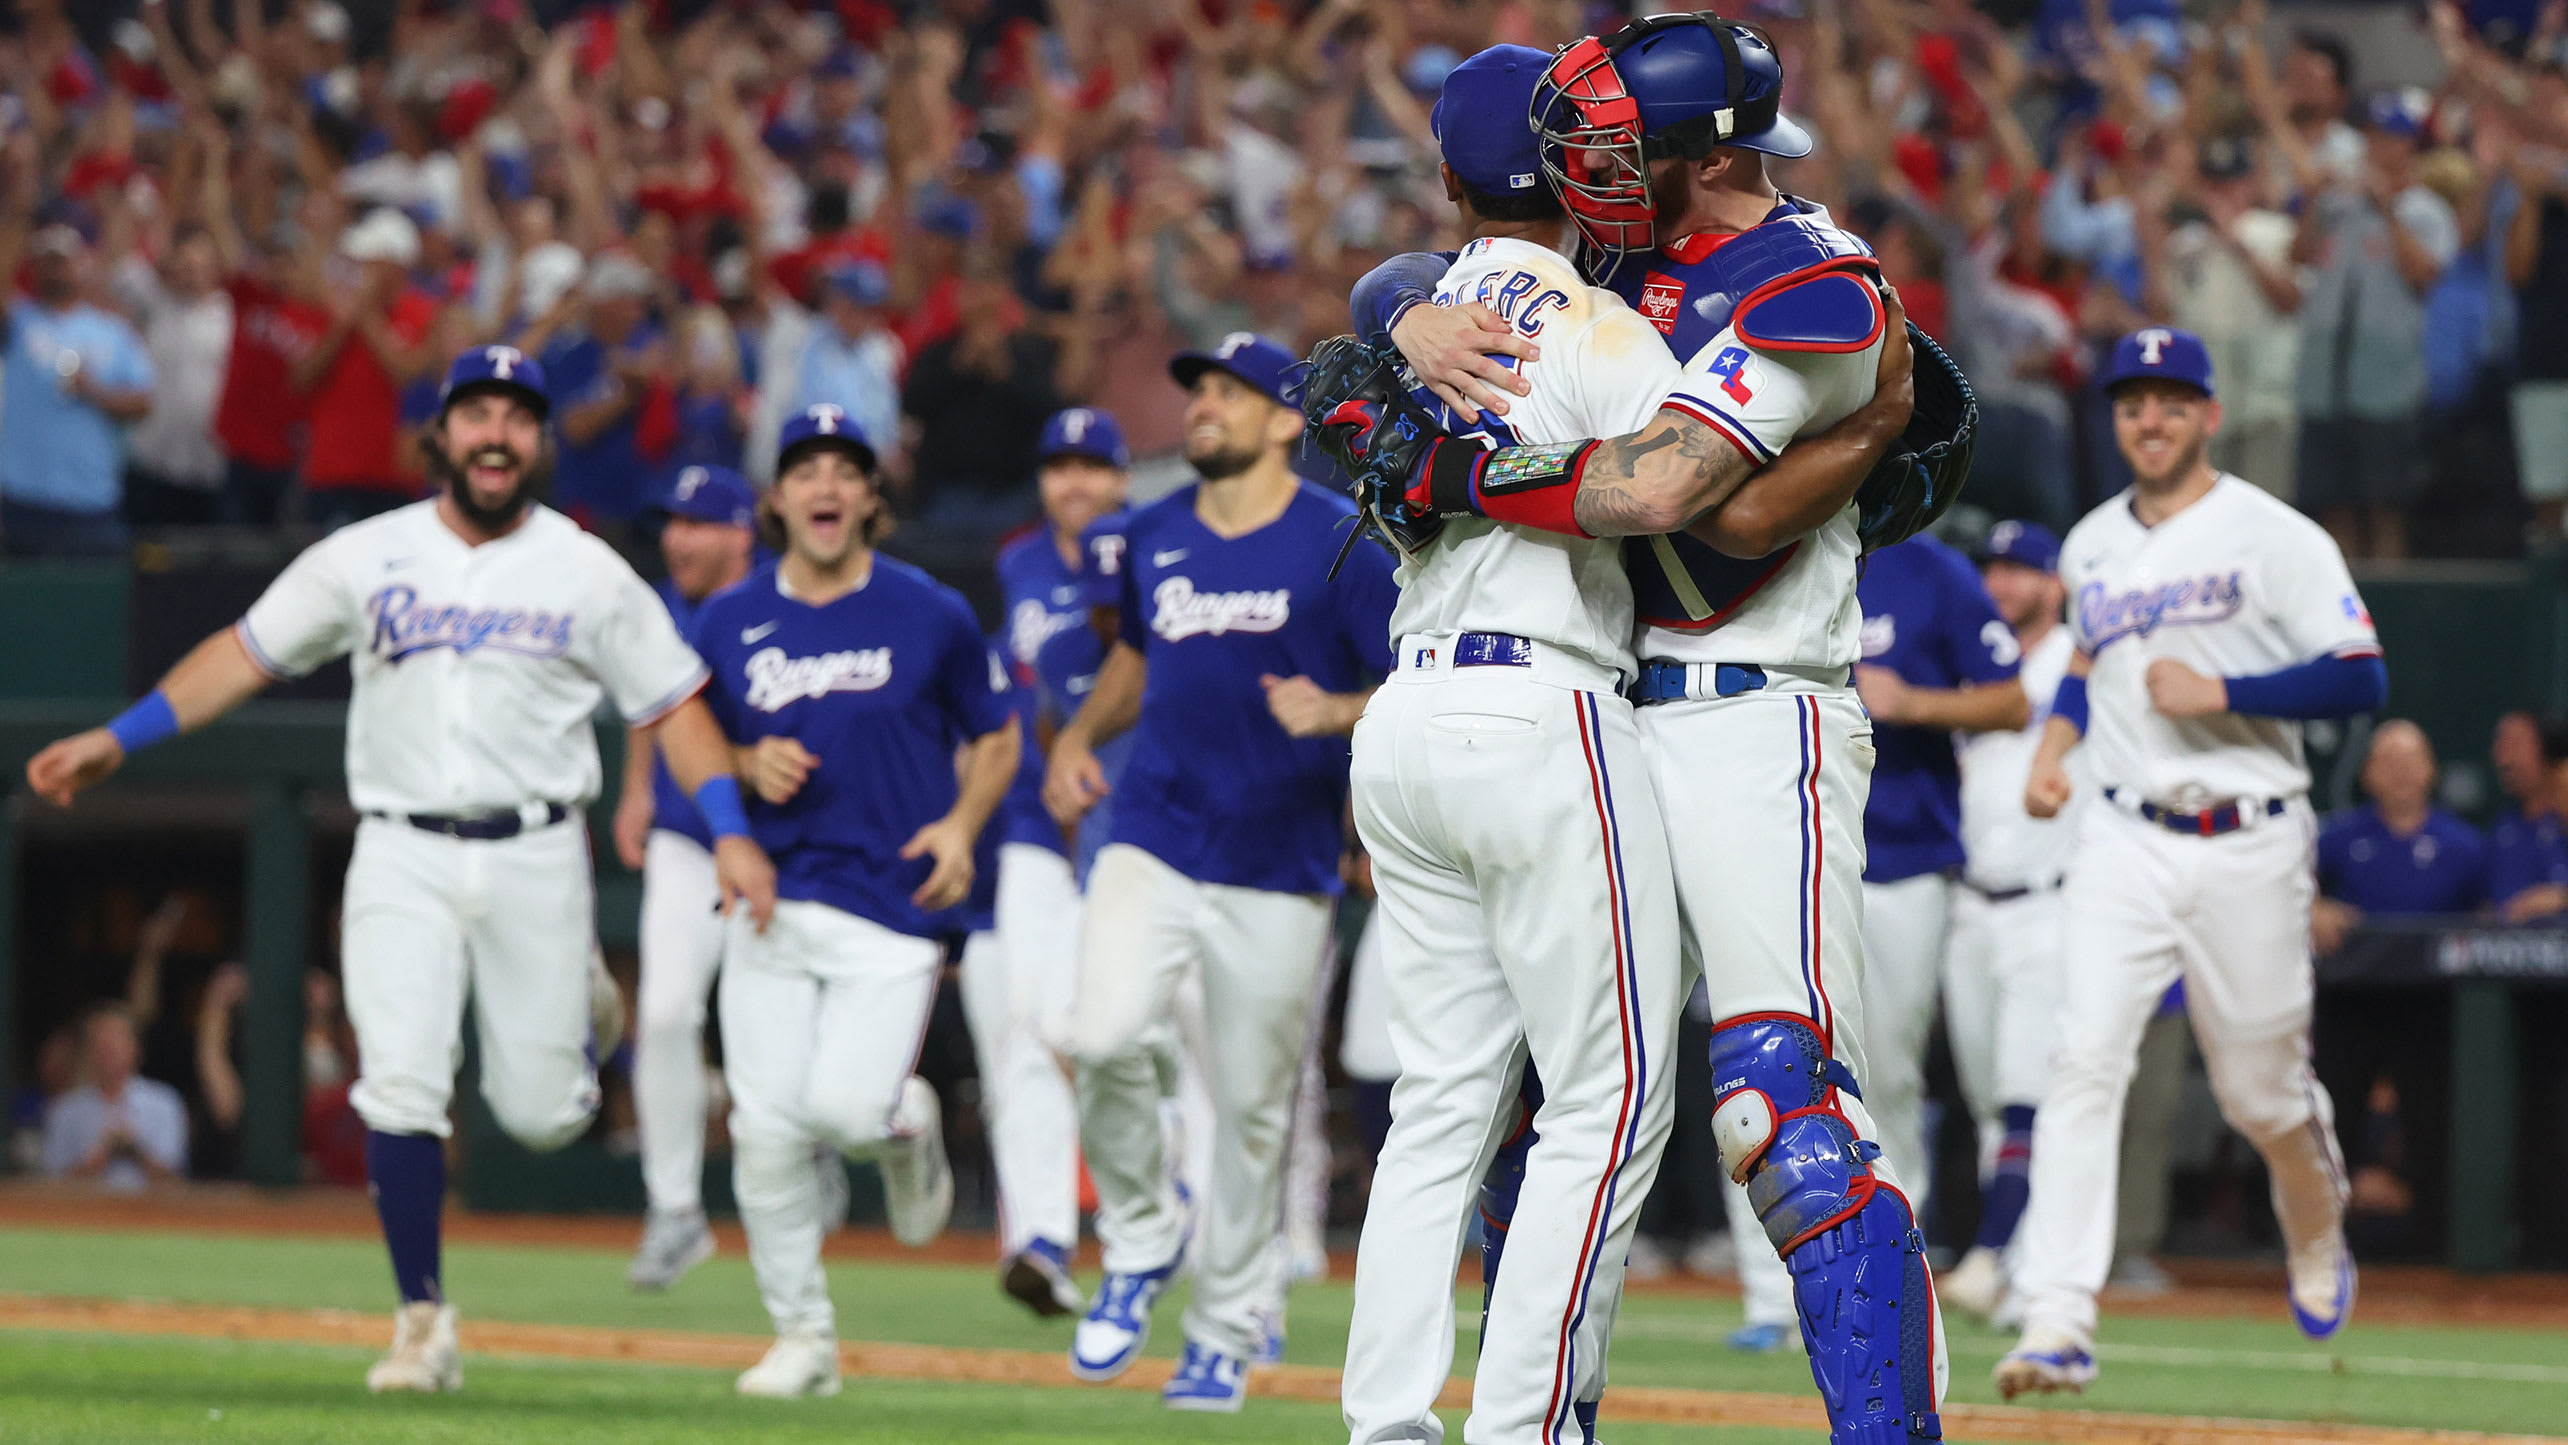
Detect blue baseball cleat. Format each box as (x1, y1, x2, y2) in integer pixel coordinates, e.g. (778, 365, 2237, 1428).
(1727, 1321, 1791, 1353)
(2288, 1242, 2357, 1341)
(1162, 1340, 1247, 1412)
(1068, 1250, 1184, 1382)
(1253, 1325, 1285, 1365)
(1993, 1332, 2097, 1400)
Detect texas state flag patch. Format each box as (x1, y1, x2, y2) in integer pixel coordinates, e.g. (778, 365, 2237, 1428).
(1639, 277, 1684, 335)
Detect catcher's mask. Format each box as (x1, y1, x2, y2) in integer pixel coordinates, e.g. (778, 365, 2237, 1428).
(1531, 13, 1806, 273)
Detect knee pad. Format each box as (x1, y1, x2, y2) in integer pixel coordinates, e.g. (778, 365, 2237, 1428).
(1785, 1187, 1942, 1445)
(1708, 1015, 1878, 1254)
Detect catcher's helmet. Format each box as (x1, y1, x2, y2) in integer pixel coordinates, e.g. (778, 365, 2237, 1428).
(1532, 14, 1812, 260)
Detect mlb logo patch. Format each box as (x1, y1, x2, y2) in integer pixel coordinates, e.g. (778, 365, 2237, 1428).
(1640, 278, 1684, 335)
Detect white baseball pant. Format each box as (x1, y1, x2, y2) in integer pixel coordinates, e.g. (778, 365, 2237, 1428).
(1282, 941, 1340, 1285)
(1338, 905, 1397, 1083)
(2012, 802, 2346, 1343)
(342, 815, 600, 1148)
(1344, 655, 1681, 1445)
(633, 830, 726, 1215)
(1942, 885, 2065, 1132)
(721, 900, 942, 1335)
(1069, 842, 1331, 1362)
(957, 842, 1085, 1258)
(1860, 871, 1954, 1226)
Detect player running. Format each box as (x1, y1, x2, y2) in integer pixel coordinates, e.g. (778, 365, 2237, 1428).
(1324, 45, 1920, 1445)
(969, 406, 1135, 1318)
(1939, 521, 2076, 1322)
(1996, 330, 2383, 1397)
(690, 405, 1021, 1399)
(614, 463, 759, 1292)
(1321, 14, 1962, 1439)
(1043, 334, 1397, 1411)
(24, 346, 778, 1394)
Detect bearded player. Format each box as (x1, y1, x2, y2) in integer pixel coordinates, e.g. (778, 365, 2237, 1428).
(25, 346, 777, 1393)
(1325, 14, 1960, 1439)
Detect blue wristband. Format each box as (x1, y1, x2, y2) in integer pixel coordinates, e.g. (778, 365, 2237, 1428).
(694, 775, 751, 839)
(2050, 674, 2089, 735)
(105, 690, 181, 755)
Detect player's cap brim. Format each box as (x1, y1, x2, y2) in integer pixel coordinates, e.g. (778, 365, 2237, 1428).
(1168, 354, 1289, 407)
(777, 432, 880, 475)
(441, 378, 551, 422)
(2101, 371, 2212, 399)
(1037, 444, 1125, 467)
(1727, 112, 1814, 160)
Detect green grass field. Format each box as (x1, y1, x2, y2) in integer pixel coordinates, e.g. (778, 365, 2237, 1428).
(2, 1225, 2563, 1443)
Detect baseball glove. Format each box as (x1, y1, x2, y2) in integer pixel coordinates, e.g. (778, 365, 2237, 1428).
(1852, 322, 1979, 553)
(1295, 333, 1451, 560)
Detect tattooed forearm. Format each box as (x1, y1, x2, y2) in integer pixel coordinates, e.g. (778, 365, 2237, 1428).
(1571, 414, 1757, 537)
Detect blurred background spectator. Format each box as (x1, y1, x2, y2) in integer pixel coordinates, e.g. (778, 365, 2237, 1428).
(41, 1003, 187, 1192)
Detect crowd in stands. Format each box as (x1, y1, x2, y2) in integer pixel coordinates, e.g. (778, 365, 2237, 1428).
(8, 0, 2568, 563)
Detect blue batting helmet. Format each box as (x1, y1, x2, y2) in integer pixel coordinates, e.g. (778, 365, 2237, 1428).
(1533, 13, 1811, 258)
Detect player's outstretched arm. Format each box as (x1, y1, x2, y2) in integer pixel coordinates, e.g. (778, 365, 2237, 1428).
(2024, 650, 2093, 819)
(1687, 293, 1918, 559)
(653, 696, 779, 931)
(1858, 669, 2032, 733)
(612, 726, 657, 871)
(25, 627, 277, 807)
(904, 716, 1023, 911)
(1044, 641, 1144, 826)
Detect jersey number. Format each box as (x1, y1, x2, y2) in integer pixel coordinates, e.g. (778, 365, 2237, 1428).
(1705, 346, 1756, 406)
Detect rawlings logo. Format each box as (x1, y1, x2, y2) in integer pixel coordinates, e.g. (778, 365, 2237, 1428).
(1639, 278, 1684, 335)
(743, 645, 893, 711)
(2077, 572, 2247, 650)
(1009, 597, 1084, 665)
(1150, 577, 1290, 641)
(366, 585, 573, 663)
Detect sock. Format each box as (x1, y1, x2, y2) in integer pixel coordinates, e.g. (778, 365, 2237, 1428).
(366, 1129, 446, 1304)
(1975, 1104, 2037, 1251)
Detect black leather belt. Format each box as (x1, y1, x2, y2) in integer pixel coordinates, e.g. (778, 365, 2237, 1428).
(373, 802, 570, 840)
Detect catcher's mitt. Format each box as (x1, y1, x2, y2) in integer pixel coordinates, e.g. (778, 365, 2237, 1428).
(1853, 322, 1979, 552)
(1294, 334, 1451, 561)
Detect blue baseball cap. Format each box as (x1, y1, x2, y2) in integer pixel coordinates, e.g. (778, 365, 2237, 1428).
(776, 403, 879, 474)
(1980, 518, 2061, 574)
(2100, 327, 2215, 398)
(1433, 45, 1551, 198)
(438, 343, 550, 420)
(659, 464, 757, 528)
(1169, 332, 1299, 407)
(1037, 407, 1130, 468)
(820, 258, 891, 307)
(2364, 87, 2431, 141)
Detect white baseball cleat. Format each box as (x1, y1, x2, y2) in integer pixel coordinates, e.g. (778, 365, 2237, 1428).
(365, 1301, 462, 1393)
(627, 1207, 716, 1292)
(1993, 1327, 2097, 1400)
(736, 1329, 842, 1398)
(2288, 1235, 2357, 1340)
(879, 1076, 953, 1248)
(1938, 1245, 2004, 1320)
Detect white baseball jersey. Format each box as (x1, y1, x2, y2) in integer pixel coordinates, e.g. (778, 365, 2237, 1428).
(1388, 237, 1677, 675)
(238, 501, 709, 815)
(1637, 316, 1880, 669)
(2061, 475, 2380, 807)
(1957, 624, 2076, 889)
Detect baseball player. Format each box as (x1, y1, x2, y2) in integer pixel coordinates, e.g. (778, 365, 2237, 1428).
(689, 404, 1019, 1398)
(1042, 333, 1397, 1411)
(1996, 329, 2383, 1397)
(1939, 521, 2076, 1321)
(1327, 15, 1953, 1438)
(1849, 533, 2030, 1223)
(969, 405, 1134, 1318)
(613, 463, 759, 1291)
(23, 345, 777, 1393)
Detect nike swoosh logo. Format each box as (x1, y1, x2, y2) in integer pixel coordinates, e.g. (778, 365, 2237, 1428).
(1153, 549, 1189, 566)
(741, 621, 780, 643)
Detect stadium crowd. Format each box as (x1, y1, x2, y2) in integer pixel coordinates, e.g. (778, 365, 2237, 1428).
(4, 0, 2568, 563)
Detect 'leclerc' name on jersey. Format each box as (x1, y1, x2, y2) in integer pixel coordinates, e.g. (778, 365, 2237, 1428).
(1151, 578, 1290, 642)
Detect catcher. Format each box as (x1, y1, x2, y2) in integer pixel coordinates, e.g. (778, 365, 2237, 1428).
(1307, 15, 1977, 1442)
